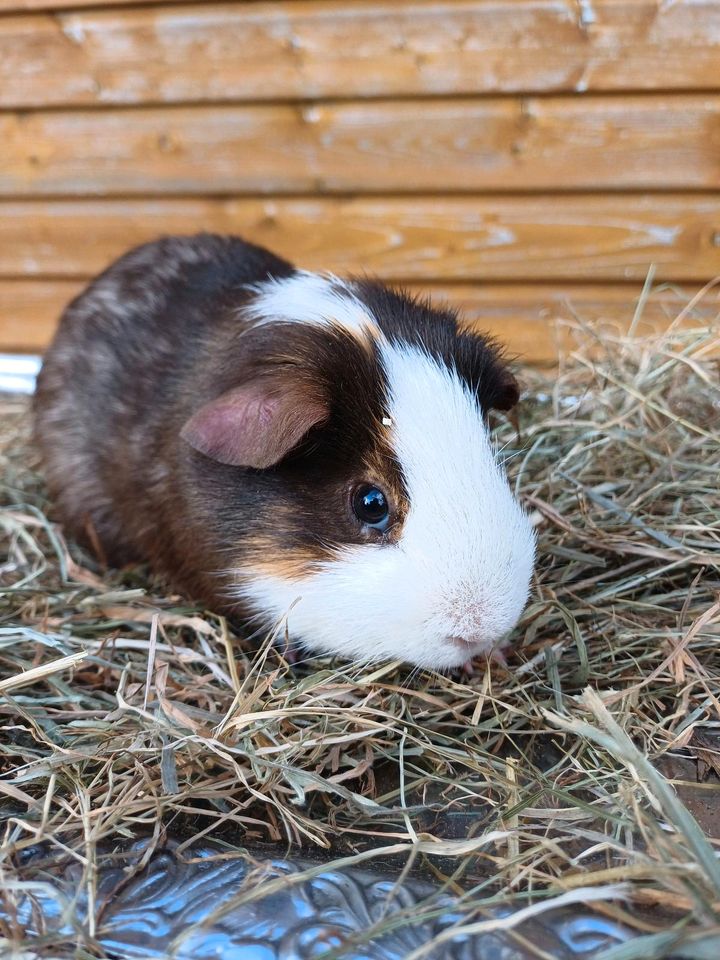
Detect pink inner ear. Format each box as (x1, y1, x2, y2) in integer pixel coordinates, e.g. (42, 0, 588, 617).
(180, 381, 329, 468)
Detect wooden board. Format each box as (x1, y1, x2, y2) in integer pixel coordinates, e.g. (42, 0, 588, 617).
(3, 1, 720, 108)
(3, 195, 719, 283)
(0, 0, 189, 9)
(3, 279, 716, 363)
(5, 95, 720, 197)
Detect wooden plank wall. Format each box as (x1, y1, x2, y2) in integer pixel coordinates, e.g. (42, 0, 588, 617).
(1, 0, 720, 362)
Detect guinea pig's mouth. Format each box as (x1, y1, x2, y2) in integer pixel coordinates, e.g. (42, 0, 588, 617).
(446, 635, 509, 667)
(446, 633, 497, 651)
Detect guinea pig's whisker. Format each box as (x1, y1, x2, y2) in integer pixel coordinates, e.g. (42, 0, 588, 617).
(405, 666, 424, 687)
(498, 448, 525, 465)
(494, 435, 516, 454)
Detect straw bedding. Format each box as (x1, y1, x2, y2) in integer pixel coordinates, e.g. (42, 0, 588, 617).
(1, 299, 719, 958)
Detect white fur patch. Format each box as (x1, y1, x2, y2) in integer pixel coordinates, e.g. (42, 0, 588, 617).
(238, 339, 536, 670)
(245, 271, 375, 336)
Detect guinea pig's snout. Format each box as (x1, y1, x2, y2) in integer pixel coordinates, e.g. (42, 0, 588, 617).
(435, 572, 531, 661)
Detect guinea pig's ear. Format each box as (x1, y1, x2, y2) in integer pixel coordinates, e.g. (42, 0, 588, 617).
(180, 378, 329, 468)
(490, 369, 520, 412)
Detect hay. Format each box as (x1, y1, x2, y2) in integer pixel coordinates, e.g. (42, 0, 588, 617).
(1, 295, 719, 958)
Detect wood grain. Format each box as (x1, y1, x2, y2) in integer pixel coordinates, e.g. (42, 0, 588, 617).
(3, 1, 720, 108)
(5, 95, 720, 197)
(0, 0, 186, 9)
(0, 280, 81, 351)
(4, 279, 716, 362)
(3, 196, 719, 283)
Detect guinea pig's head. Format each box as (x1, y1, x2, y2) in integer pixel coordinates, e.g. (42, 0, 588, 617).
(181, 273, 536, 669)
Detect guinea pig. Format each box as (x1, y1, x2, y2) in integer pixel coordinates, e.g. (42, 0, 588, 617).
(33, 233, 535, 670)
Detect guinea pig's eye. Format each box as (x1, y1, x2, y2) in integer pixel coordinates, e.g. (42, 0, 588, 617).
(352, 484, 390, 531)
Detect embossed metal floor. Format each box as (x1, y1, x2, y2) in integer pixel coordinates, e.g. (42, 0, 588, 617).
(5, 838, 633, 959)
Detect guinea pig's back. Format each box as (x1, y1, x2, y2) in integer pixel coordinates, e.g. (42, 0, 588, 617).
(34, 233, 293, 563)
